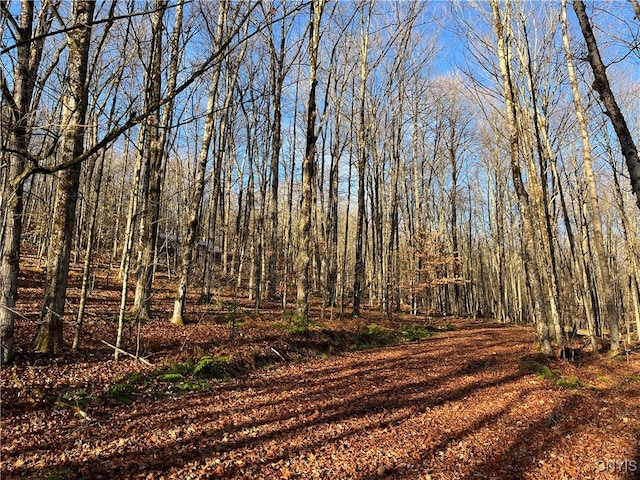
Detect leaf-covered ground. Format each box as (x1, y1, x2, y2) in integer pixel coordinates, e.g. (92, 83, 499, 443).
(2, 258, 640, 479)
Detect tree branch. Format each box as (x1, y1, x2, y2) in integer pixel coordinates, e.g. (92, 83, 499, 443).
(10, 1, 309, 189)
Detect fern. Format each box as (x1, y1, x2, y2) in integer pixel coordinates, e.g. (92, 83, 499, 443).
(160, 373, 184, 382)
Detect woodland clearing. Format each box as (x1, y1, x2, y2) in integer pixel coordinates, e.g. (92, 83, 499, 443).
(1, 257, 639, 480)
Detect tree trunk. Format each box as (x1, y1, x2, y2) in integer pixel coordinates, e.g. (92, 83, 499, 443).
(73, 121, 105, 352)
(517, 18, 563, 346)
(568, 0, 623, 354)
(0, 1, 54, 364)
(353, 1, 371, 317)
(573, 0, 640, 212)
(172, 3, 226, 325)
(296, 0, 324, 323)
(33, 0, 95, 353)
(490, 0, 553, 356)
(264, 16, 287, 301)
(132, 0, 167, 320)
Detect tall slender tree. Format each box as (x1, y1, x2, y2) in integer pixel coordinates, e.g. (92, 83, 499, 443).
(296, 0, 325, 322)
(353, 0, 372, 317)
(490, 0, 553, 356)
(132, 0, 168, 320)
(572, 0, 640, 213)
(562, 0, 621, 355)
(33, 0, 96, 353)
(1, 1, 56, 364)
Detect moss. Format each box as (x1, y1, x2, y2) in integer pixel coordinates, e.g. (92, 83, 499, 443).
(556, 376, 583, 388)
(518, 357, 559, 380)
(518, 356, 587, 389)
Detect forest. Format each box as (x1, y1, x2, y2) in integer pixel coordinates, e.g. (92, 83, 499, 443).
(1, 1, 640, 479)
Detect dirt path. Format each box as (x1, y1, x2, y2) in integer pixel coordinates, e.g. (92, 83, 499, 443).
(2, 322, 639, 479)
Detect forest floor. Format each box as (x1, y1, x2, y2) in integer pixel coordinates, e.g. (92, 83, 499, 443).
(2, 256, 640, 479)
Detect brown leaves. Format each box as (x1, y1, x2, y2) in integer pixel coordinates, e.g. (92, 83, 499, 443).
(2, 264, 639, 480)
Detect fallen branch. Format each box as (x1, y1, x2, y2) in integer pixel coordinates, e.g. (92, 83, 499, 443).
(100, 340, 153, 366)
(270, 347, 285, 361)
(54, 400, 93, 422)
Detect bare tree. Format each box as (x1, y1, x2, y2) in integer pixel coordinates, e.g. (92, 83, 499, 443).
(1, 0, 56, 364)
(352, 0, 372, 317)
(262, 3, 289, 301)
(572, 0, 640, 212)
(562, 0, 621, 354)
(490, 0, 553, 356)
(296, 0, 325, 323)
(172, 1, 250, 325)
(131, 0, 168, 321)
(33, 0, 96, 353)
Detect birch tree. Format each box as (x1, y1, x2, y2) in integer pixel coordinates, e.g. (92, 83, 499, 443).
(561, 0, 621, 355)
(490, 0, 553, 356)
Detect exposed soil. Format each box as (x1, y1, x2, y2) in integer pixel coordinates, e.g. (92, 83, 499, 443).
(1, 256, 639, 479)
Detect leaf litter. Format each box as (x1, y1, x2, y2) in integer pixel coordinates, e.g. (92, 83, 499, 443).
(2, 259, 639, 479)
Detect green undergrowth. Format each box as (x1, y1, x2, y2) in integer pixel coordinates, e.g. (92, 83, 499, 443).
(273, 317, 320, 334)
(61, 321, 451, 407)
(96, 355, 234, 404)
(518, 356, 584, 389)
(60, 387, 95, 406)
(45, 467, 86, 480)
(273, 310, 321, 333)
(350, 323, 446, 350)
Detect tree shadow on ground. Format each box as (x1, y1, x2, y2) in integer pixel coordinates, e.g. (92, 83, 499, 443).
(4, 323, 637, 480)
